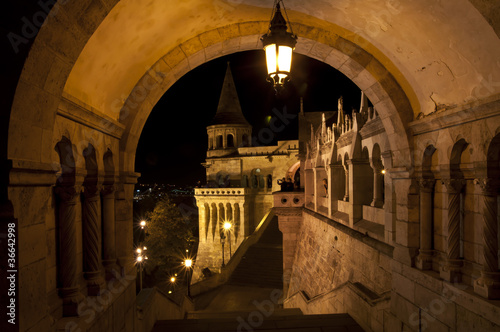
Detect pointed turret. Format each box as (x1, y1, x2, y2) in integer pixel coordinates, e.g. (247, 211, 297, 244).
(206, 63, 252, 158)
(210, 63, 251, 126)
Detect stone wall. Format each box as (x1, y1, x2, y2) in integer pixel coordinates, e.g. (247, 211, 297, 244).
(287, 210, 392, 301)
(285, 209, 392, 331)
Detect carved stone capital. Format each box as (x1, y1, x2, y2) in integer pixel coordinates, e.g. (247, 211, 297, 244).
(418, 178, 435, 192)
(101, 184, 115, 197)
(441, 178, 465, 194)
(474, 178, 499, 195)
(83, 184, 100, 200)
(55, 185, 80, 203)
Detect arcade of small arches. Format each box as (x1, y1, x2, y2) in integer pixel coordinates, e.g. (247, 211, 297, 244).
(302, 99, 500, 297)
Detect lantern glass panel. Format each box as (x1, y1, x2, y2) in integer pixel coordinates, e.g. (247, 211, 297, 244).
(264, 44, 277, 75)
(277, 45, 292, 73)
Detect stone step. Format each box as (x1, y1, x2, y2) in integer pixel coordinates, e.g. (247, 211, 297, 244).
(153, 313, 364, 331)
(186, 308, 303, 319)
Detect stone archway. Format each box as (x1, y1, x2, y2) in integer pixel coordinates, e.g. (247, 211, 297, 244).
(5, 2, 500, 331)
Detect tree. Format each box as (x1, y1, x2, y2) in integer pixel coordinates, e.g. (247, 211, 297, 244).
(143, 197, 198, 283)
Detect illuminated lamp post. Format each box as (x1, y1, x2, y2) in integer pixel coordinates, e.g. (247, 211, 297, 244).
(136, 246, 148, 291)
(261, 0, 297, 94)
(223, 221, 233, 258)
(220, 230, 226, 268)
(184, 259, 193, 297)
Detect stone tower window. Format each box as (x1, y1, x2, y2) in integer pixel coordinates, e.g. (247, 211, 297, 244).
(227, 134, 234, 147)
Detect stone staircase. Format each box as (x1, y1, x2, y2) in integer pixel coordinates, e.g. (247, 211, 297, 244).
(229, 216, 284, 289)
(153, 311, 364, 331)
(152, 215, 364, 331)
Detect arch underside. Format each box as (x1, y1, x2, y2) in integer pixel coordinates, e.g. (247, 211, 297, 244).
(9, 0, 500, 177)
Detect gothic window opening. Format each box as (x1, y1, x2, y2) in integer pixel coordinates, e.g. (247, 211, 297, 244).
(227, 134, 234, 147)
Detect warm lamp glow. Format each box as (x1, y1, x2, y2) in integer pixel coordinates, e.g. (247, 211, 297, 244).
(261, 1, 297, 92)
(140, 220, 146, 228)
(381, 170, 386, 174)
(136, 255, 143, 263)
(170, 276, 176, 283)
(223, 221, 232, 231)
(185, 259, 192, 268)
(136, 248, 142, 254)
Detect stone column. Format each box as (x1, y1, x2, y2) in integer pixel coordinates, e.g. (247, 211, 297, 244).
(101, 185, 118, 280)
(343, 164, 349, 201)
(82, 184, 104, 295)
(415, 178, 435, 270)
(440, 179, 465, 282)
(371, 166, 384, 208)
(207, 204, 214, 242)
(198, 203, 207, 243)
(313, 167, 319, 211)
(55, 185, 84, 316)
(474, 178, 500, 299)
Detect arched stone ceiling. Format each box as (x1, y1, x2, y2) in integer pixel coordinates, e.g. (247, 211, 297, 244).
(64, 0, 500, 121)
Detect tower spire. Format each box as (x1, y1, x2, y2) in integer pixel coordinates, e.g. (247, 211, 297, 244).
(210, 62, 250, 126)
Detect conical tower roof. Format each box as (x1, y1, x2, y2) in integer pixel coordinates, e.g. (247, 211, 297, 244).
(210, 63, 251, 126)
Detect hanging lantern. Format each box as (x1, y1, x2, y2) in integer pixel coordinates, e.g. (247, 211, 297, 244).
(261, 0, 297, 93)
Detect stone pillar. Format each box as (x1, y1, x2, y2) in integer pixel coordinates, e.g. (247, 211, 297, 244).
(371, 166, 384, 208)
(440, 179, 465, 282)
(239, 202, 247, 238)
(207, 204, 215, 242)
(101, 185, 118, 280)
(55, 185, 84, 316)
(415, 178, 435, 270)
(82, 184, 104, 295)
(343, 164, 349, 201)
(198, 203, 207, 243)
(474, 178, 500, 299)
(313, 167, 319, 211)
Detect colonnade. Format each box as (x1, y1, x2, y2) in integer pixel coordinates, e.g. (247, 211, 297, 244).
(198, 200, 248, 245)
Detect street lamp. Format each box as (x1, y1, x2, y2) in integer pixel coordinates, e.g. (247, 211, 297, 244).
(136, 255, 144, 291)
(136, 246, 147, 291)
(140, 220, 146, 229)
(261, 0, 297, 93)
(220, 230, 226, 268)
(223, 221, 232, 258)
(184, 259, 193, 297)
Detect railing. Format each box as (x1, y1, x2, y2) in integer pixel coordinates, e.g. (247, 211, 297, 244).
(195, 188, 250, 196)
(284, 281, 390, 332)
(273, 190, 305, 208)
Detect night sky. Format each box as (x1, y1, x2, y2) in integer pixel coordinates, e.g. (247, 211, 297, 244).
(135, 50, 361, 186)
